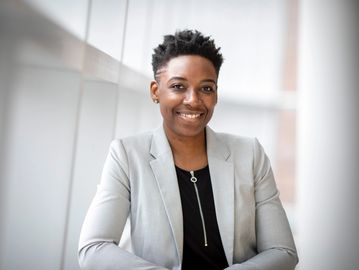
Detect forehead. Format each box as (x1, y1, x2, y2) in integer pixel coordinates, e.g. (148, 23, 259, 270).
(158, 55, 217, 81)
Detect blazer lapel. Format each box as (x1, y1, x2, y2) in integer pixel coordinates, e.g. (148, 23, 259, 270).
(206, 126, 234, 265)
(149, 126, 183, 263)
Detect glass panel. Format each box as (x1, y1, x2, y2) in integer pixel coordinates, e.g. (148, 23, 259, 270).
(88, 0, 127, 60)
(63, 81, 118, 270)
(0, 66, 81, 270)
(24, 0, 89, 40)
(122, 0, 152, 73)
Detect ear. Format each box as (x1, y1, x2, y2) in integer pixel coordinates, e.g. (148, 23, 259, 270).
(150, 80, 159, 101)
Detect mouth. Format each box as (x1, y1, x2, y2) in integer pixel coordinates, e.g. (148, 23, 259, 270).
(176, 111, 204, 120)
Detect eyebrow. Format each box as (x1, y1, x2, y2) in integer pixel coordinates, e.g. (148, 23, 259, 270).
(168, 76, 217, 84)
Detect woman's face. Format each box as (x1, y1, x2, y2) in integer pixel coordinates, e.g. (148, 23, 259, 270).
(150, 55, 218, 139)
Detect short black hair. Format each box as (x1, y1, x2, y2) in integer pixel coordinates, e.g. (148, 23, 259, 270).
(152, 29, 223, 79)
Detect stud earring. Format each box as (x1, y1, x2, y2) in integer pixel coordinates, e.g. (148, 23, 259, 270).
(153, 99, 159, 104)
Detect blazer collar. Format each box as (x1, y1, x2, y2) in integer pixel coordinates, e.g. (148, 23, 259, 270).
(206, 126, 234, 265)
(149, 125, 230, 159)
(205, 125, 231, 160)
(149, 125, 234, 266)
(149, 125, 172, 158)
(149, 126, 184, 264)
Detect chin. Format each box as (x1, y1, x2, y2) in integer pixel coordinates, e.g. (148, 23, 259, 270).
(175, 126, 206, 138)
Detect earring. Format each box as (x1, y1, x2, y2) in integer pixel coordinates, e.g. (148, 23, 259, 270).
(152, 94, 159, 104)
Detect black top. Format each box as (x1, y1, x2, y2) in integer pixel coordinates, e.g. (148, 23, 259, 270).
(175, 165, 229, 270)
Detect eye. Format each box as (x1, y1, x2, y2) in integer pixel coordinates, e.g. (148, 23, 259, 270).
(170, 84, 185, 90)
(201, 86, 215, 93)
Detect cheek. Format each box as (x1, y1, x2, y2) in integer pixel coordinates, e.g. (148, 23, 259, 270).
(205, 96, 217, 110)
(206, 108, 215, 120)
(159, 104, 174, 119)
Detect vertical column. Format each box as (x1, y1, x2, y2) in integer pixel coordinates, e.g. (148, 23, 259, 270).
(0, 1, 87, 270)
(297, 1, 359, 270)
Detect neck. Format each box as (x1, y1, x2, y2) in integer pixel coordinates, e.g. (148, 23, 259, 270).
(163, 125, 208, 171)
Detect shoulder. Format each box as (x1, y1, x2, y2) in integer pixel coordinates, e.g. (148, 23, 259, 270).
(211, 130, 271, 180)
(213, 130, 257, 153)
(110, 130, 154, 156)
(215, 131, 254, 146)
(209, 129, 266, 164)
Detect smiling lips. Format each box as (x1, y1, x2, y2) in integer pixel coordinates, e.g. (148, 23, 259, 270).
(176, 111, 204, 120)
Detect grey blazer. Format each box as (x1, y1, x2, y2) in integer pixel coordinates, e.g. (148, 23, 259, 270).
(78, 126, 298, 270)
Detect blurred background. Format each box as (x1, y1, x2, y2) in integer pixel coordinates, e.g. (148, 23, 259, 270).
(0, 0, 358, 269)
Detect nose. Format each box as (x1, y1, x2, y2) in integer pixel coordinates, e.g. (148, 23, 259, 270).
(183, 88, 201, 106)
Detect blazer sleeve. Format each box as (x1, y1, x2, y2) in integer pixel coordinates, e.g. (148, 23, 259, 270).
(226, 138, 298, 270)
(78, 140, 168, 270)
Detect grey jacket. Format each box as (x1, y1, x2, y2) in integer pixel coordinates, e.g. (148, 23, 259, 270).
(78, 126, 298, 270)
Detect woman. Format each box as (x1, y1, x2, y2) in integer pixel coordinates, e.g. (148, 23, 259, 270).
(78, 30, 298, 270)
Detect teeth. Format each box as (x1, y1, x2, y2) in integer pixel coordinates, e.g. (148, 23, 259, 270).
(179, 113, 201, 119)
